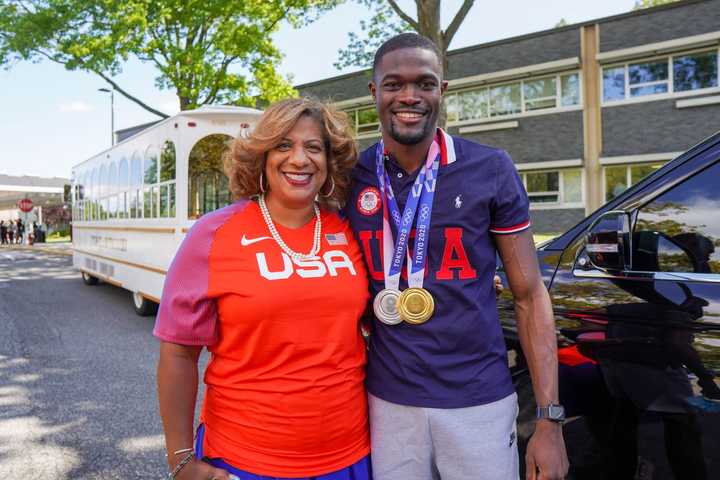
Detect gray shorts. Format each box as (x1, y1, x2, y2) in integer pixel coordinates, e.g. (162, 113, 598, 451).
(368, 392, 519, 480)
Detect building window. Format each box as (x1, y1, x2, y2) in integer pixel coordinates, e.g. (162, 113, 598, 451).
(628, 60, 669, 97)
(458, 89, 488, 121)
(490, 83, 521, 116)
(560, 73, 580, 106)
(524, 77, 557, 111)
(445, 71, 580, 123)
(344, 106, 379, 135)
(602, 49, 719, 103)
(673, 51, 719, 92)
(604, 162, 666, 201)
(520, 168, 583, 208)
(525, 171, 559, 203)
(603, 66, 625, 102)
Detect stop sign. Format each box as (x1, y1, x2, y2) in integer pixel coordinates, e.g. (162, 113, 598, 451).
(18, 198, 33, 213)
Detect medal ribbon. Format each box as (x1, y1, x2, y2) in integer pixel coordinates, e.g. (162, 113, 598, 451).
(375, 136, 441, 291)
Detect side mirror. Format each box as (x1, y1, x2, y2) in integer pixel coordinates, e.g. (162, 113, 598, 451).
(585, 211, 632, 273)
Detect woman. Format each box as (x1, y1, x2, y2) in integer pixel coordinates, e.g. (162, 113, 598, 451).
(155, 98, 371, 480)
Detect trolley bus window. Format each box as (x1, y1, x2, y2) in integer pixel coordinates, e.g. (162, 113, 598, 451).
(130, 152, 142, 218)
(108, 161, 117, 219)
(144, 147, 159, 218)
(188, 134, 232, 219)
(159, 141, 176, 218)
(99, 164, 108, 220)
(91, 167, 98, 221)
(160, 141, 176, 182)
(118, 157, 129, 218)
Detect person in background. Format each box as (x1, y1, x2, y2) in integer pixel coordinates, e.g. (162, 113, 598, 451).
(16, 219, 24, 244)
(8, 220, 16, 244)
(32, 222, 40, 244)
(0, 220, 6, 245)
(154, 98, 372, 480)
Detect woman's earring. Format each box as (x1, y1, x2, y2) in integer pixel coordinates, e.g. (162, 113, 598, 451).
(259, 171, 266, 193)
(320, 177, 335, 198)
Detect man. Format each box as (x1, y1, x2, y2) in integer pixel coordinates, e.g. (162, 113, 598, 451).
(346, 33, 568, 479)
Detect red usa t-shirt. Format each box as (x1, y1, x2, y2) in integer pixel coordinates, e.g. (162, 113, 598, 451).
(153, 199, 370, 477)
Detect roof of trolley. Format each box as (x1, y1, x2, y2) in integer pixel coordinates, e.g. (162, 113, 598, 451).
(73, 105, 263, 171)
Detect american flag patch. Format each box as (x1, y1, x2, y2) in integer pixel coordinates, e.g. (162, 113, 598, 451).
(325, 232, 348, 245)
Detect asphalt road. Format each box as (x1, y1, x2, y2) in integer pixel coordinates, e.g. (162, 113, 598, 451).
(0, 247, 207, 479)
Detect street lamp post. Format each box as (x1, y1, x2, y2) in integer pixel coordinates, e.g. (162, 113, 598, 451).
(98, 87, 115, 146)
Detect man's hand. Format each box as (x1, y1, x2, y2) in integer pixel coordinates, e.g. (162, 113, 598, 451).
(525, 421, 569, 480)
(494, 274, 504, 296)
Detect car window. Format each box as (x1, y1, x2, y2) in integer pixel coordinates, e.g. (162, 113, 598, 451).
(632, 161, 720, 274)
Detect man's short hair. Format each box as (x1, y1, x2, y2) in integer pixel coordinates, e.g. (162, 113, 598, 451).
(372, 33, 442, 79)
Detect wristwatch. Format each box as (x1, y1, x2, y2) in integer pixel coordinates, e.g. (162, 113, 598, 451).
(536, 403, 565, 423)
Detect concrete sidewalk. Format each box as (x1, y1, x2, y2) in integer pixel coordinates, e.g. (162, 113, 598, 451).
(0, 241, 73, 256)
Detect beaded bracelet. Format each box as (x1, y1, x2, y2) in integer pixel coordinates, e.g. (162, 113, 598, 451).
(167, 451, 194, 479)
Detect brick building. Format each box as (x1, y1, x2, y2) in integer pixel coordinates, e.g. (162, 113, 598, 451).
(297, 0, 720, 233)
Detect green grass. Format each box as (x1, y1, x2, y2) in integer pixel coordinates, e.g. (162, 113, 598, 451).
(46, 234, 71, 243)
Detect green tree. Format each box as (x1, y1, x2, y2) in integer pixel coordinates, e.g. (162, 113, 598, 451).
(336, 0, 474, 75)
(633, 0, 680, 9)
(0, 0, 339, 117)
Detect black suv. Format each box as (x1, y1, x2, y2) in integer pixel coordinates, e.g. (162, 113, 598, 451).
(499, 131, 720, 480)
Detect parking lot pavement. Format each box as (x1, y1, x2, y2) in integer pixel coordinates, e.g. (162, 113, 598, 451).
(0, 247, 207, 479)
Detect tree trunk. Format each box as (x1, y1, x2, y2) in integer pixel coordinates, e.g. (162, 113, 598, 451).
(179, 95, 192, 111)
(415, 0, 447, 127)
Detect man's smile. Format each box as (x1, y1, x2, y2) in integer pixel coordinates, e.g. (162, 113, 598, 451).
(393, 110, 427, 125)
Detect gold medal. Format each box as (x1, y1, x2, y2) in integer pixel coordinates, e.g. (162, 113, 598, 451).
(397, 287, 435, 324)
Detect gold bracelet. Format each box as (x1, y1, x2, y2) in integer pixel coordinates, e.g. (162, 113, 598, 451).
(172, 447, 194, 456)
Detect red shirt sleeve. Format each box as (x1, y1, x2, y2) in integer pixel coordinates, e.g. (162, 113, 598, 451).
(153, 202, 247, 345)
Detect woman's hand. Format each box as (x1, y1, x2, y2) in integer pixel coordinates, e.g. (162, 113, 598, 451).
(174, 458, 231, 480)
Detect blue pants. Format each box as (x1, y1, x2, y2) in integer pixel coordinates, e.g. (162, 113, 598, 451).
(194, 424, 372, 480)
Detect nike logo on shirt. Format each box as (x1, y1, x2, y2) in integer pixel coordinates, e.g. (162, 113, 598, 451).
(241, 235, 272, 246)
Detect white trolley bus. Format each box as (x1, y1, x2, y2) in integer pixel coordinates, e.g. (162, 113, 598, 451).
(70, 106, 263, 315)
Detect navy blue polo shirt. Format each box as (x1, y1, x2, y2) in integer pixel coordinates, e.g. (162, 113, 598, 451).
(347, 133, 531, 408)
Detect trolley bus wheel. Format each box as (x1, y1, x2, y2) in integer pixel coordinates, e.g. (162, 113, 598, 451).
(81, 271, 99, 286)
(132, 292, 158, 317)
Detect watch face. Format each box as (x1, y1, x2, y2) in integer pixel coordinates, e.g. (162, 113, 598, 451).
(537, 404, 566, 422)
(549, 405, 565, 421)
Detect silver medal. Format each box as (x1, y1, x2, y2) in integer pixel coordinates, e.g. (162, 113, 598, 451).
(373, 288, 402, 325)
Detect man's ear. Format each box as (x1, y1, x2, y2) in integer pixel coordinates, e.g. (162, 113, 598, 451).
(368, 81, 377, 102)
(440, 80, 449, 95)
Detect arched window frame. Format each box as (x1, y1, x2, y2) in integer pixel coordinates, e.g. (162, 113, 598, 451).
(188, 134, 233, 219)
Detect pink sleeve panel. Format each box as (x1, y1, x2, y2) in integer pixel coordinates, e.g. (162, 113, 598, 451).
(153, 201, 249, 346)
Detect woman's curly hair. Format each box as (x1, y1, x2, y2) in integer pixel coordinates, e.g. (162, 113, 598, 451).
(224, 97, 358, 210)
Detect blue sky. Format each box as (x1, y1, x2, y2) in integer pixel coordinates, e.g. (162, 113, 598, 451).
(0, 0, 635, 179)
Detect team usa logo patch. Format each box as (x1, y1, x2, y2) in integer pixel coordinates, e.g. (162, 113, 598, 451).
(357, 187, 382, 216)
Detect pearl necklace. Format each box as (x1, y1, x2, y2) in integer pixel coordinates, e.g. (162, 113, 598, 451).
(258, 194, 322, 261)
